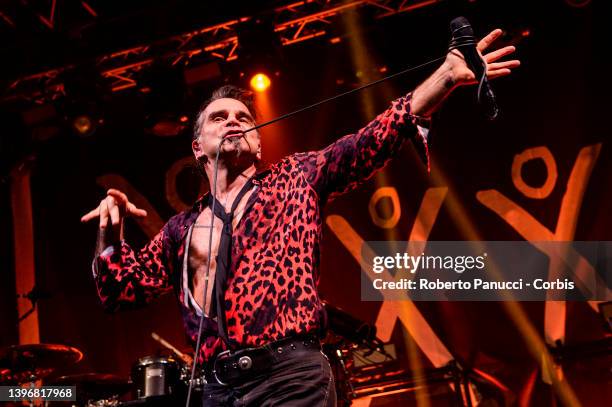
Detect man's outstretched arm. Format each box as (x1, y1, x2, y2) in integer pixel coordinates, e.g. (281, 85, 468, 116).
(297, 28, 519, 200)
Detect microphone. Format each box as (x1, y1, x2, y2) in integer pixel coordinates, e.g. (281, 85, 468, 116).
(449, 17, 499, 120)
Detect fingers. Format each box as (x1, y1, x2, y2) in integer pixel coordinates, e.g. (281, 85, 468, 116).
(107, 189, 128, 206)
(487, 68, 512, 80)
(81, 207, 100, 223)
(477, 28, 503, 52)
(99, 199, 109, 229)
(484, 45, 516, 63)
(487, 59, 520, 71)
(107, 197, 121, 227)
(127, 202, 148, 218)
(107, 188, 146, 217)
(486, 58, 520, 80)
(82, 188, 147, 224)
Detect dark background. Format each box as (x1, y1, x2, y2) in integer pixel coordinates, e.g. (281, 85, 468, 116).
(1, 0, 610, 405)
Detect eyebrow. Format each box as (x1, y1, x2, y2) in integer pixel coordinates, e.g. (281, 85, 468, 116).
(207, 109, 254, 121)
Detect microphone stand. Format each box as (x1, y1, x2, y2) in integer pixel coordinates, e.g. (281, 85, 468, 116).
(17, 286, 51, 322)
(185, 135, 241, 407)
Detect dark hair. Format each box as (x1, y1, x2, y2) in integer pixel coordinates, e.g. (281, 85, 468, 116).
(192, 85, 257, 141)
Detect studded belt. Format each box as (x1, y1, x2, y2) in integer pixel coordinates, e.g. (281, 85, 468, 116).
(204, 334, 321, 386)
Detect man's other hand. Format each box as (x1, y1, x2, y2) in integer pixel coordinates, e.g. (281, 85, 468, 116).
(81, 189, 147, 249)
(447, 28, 520, 87)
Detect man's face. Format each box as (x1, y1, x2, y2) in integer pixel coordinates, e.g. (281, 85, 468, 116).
(192, 97, 261, 165)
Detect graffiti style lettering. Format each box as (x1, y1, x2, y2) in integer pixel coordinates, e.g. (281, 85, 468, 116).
(368, 186, 401, 228)
(327, 187, 453, 366)
(511, 146, 557, 199)
(476, 144, 604, 346)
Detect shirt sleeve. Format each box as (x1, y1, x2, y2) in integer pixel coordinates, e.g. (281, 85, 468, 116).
(92, 224, 173, 312)
(295, 92, 430, 201)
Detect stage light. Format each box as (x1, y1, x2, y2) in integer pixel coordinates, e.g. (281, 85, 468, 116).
(72, 115, 97, 137)
(250, 73, 271, 92)
(63, 67, 105, 138)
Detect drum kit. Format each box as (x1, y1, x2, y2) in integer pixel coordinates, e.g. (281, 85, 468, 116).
(0, 302, 392, 407)
(0, 338, 203, 407)
(9, 302, 603, 406)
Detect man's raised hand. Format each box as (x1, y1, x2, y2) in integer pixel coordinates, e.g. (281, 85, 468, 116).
(80, 188, 147, 229)
(447, 28, 521, 86)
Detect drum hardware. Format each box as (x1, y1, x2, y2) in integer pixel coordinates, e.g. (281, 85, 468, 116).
(16, 286, 52, 322)
(150, 332, 192, 365)
(119, 333, 204, 406)
(85, 397, 120, 407)
(0, 343, 83, 380)
(149, 331, 205, 398)
(179, 362, 205, 387)
(150, 331, 202, 387)
(322, 301, 394, 406)
(0, 343, 85, 407)
(49, 373, 131, 406)
(349, 360, 477, 406)
(131, 355, 180, 399)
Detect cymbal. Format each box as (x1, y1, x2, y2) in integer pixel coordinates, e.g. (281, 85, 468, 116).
(1, 367, 55, 384)
(50, 373, 131, 401)
(0, 344, 83, 376)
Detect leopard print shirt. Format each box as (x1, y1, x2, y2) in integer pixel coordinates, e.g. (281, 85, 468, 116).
(93, 93, 426, 362)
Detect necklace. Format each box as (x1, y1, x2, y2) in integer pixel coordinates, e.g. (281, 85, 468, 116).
(193, 193, 229, 228)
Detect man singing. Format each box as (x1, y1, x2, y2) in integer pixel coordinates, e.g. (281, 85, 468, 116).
(81, 28, 518, 406)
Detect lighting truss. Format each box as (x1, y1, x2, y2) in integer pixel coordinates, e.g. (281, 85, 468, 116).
(2, 0, 440, 103)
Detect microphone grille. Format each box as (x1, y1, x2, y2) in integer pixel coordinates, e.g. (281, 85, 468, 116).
(450, 16, 474, 38)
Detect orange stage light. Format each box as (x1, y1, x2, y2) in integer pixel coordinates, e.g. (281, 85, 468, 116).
(73, 115, 93, 136)
(250, 73, 271, 92)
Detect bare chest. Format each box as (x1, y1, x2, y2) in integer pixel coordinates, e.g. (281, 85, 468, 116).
(186, 188, 255, 313)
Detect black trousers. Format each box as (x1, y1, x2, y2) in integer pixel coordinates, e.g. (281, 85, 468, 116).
(202, 347, 337, 407)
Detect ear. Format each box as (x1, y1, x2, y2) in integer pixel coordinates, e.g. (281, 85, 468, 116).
(192, 138, 202, 160)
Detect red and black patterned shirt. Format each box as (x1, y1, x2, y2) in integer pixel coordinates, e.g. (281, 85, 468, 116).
(93, 93, 426, 363)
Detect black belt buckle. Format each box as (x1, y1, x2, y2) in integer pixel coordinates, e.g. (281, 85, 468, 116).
(212, 349, 256, 386)
(210, 335, 320, 385)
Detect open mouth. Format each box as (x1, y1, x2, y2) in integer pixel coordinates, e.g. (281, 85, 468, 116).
(223, 129, 244, 139)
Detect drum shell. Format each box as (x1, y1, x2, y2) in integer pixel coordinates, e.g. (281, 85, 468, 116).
(131, 356, 180, 399)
